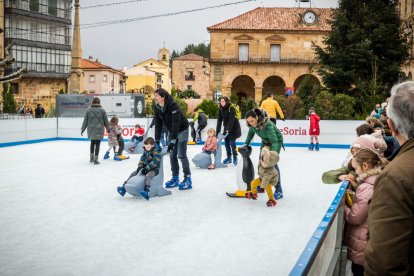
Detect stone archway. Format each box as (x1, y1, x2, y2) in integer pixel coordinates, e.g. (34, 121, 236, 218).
(231, 75, 255, 106)
(293, 74, 320, 92)
(262, 75, 286, 96)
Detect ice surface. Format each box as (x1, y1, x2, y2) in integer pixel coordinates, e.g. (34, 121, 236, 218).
(0, 141, 346, 276)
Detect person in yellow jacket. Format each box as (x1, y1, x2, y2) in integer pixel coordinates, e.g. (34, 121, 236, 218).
(260, 92, 285, 125)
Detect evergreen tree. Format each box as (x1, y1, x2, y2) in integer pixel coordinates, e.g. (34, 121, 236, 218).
(2, 83, 17, 113)
(314, 0, 409, 100)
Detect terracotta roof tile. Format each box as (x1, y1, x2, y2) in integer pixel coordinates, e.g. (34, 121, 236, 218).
(207, 7, 333, 32)
(81, 59, 125, 75)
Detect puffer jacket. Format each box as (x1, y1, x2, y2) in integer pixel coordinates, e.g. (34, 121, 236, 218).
(258, 148, 280, 189)
(138, 146, 161, 174)
(344, 168, 380, 265)
(309, 112, 320, 136)
(81, 104, 110, 140)
(260, 98, 284, 119)
(154, 93, 189, 143)
(245, 108, 284, 153)
(193, 109, 208, 127)
(203, 136, 218, 151)
(216, 103, 241, 140)
(108, 123, 122, 147)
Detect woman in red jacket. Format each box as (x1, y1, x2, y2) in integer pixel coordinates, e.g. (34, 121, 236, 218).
(308, 107, 320, 151)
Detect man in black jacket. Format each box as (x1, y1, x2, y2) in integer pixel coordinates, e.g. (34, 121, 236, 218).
(153, 88, 192, 190)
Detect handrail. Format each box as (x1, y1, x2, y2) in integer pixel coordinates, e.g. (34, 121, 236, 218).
(290, 181, 348, 275)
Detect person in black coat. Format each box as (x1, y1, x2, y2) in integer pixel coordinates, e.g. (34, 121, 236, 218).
(153, 88, 192, 190)
(216, 96, 242, 165)
(35, 104, 45, 118)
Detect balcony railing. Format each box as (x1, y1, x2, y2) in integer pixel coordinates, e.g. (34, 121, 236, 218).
(210, 56, 317, 64)
(185, 75, 195, 81)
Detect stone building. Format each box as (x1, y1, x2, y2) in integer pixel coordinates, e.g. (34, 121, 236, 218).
(3, 0, 72, 112)
(172, 53, 210, 98)
(125, 48, 172, 93)
(207, 7, 332, 103)
(400, 0, 414, 79)
(81, 58, 126, 94)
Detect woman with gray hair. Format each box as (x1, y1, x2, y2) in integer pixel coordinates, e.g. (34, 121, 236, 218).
(365, 81, 414, 275)
(81, 97, 110, 164)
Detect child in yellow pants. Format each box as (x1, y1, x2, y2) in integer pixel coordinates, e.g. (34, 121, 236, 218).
(245, 146, 279, 207)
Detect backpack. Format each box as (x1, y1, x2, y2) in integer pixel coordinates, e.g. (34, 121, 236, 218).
(228, 104, 241, 120)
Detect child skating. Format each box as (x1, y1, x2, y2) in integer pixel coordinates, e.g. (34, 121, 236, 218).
(128, 124, 145, 152)
(104, 117, 122, 161)
(117, 137, 161, 200)
(202, 128, 218, 169)
(308, 107, 321, 151)
(245, 146, 280, 207)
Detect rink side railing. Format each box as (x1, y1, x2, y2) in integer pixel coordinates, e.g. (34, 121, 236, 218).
(290, 181, 348, 276)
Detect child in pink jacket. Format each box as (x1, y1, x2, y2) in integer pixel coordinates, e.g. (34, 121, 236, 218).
(202, 128, 218, 169)
(342, 148, 388, 276)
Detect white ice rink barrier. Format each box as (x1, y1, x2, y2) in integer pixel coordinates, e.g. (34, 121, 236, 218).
(290, 181, 348, 276)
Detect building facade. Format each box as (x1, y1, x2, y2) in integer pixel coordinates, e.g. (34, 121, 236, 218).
(172, 53, 210, 98)
(400, 0, 414, 79)
(125, 48, 172, 93)
(81, 58, 126, 94)
(4, 0, 72, 112)
(207, 7, 332, 103)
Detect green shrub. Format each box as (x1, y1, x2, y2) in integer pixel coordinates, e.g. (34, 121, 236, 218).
(197, 99, 219, 119)
(174, 97, 188, 115)
(240, 97, 257, 119)
(230, 95, 238, 104)
(331, 94, 356, 120)
(176, 89, 200, 99)
(145, 100, 154, 116)
(2, 83, 17, 113)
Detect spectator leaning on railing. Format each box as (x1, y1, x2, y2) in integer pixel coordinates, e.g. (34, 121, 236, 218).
(365, 81, 414, 275)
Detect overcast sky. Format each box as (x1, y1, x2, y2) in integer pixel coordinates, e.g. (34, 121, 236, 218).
(79, 0, 338, 69)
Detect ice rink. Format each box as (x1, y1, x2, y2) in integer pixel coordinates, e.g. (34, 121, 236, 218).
(0, 140, 346, 276)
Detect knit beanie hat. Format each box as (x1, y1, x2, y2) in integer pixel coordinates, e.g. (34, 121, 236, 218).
(351, 135, 376, 151)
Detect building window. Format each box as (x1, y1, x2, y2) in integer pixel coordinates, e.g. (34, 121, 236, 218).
(157, 84, 162, 89)
(48, 0, 58, 16)
(89, 75, 96, 83)
(29, 0, 39, 12)
(103, 75, 108, 83)
(162, 54, 166, 61)
(187, 85, 193, 90)
(270, 44, 281, 62)
(156, 74, 162, 83)
(238, 43, 249, 62)
(185, 71, 195, 81)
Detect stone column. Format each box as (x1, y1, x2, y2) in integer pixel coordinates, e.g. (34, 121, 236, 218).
(254, 86, 263, 103)
(68, 0, 84, 93)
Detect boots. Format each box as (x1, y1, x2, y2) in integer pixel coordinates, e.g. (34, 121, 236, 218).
(308, 143, 314, 151)
(232, 156, 238, 165)
(266, 199, 277, 207)
(94, 155, 100, 165)
(139, 185, 150, 201)
(223, 156, 232, 164)
(117, 185, 126, 197)
(178, 175, 193, 190)
(90, 153, 94, 163)
(104, 151, 110, 159)
(245, 192, 258, 200)
(165, 175, 179, 188)
(315, 143, 320, 151)
(113, 154, 122, 161)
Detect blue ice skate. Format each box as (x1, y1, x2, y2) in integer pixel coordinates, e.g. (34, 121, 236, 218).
(117, 186, 126, 197)
(139, 191, 150, 201)
(104, 151, 110, 159)
(178, 175, 192, 190)
(165, 175, 179, 188)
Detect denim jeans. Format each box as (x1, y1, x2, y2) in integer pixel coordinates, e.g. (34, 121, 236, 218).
(169, 128, 190, 177)
(224, 137, 237, 158)
(160, 127, 168, 147)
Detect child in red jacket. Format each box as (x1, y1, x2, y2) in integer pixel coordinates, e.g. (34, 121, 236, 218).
(308, 107, 321, 151)
(128, 124, 145, 152)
